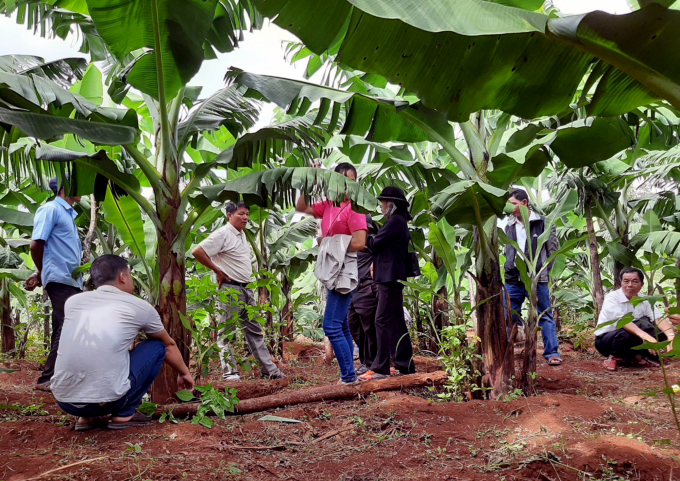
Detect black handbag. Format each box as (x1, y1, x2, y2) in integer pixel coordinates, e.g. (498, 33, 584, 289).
(406, 237, 421, 278)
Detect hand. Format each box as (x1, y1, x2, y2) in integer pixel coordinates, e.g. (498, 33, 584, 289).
(177, 372, 195, 391)
(24, 273, 42, 291)
(215, 270, 231, 288)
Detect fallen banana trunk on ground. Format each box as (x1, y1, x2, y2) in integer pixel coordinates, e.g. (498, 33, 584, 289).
(155, 371, 447, 418)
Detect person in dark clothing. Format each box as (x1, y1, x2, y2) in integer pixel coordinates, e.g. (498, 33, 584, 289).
(348, 216, 379, 375)
(359, 187, 416, 381)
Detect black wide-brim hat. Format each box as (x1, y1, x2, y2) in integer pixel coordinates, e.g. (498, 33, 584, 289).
(376, 186, 409, 206)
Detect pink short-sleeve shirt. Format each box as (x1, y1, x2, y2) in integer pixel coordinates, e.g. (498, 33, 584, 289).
(312, 201, 367, 238)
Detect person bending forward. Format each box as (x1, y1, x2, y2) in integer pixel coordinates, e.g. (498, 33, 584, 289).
(51, 255, 194, 431)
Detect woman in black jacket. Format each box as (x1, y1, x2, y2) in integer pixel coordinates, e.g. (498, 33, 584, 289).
(359, 186, 416, 381)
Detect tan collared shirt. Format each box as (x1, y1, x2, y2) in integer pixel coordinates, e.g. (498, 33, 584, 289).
(198, 222, 254, 284)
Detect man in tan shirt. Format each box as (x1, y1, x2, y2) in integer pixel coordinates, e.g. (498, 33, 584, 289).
(192, 202, 284, 381)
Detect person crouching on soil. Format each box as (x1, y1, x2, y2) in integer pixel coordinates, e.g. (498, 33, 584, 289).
(359, 186, 416, 381)
(595, 267, 679, 372)
(296, 162, 368, 385)
(192, 201, 285, 382)
(51, 255, 195, 431)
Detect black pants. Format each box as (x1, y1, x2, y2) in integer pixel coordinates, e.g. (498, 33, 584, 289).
(371, 282, 415, 375)
(348, 282, 379, 367)
(38, 283, 82, 384)
(595, 318, 667, 362)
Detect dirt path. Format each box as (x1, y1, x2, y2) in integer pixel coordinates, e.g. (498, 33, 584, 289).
(2, 346, 680, 480)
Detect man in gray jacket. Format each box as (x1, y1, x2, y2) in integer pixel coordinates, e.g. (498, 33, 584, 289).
(504, 188, 562, 366)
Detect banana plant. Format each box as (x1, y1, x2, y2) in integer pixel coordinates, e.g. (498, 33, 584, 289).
(0, 0, 376, 402)
(498, 190, 586, 394)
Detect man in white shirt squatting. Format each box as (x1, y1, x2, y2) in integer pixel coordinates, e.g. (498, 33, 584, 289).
(51, 255, 195, 431)
(595, 267, 679, 372)
(192, 201, 285, 382)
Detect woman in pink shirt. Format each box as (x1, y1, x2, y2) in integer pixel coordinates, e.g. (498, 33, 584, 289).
(296, 163, 367, 384)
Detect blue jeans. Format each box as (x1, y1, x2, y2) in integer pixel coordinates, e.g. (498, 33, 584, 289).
(323, 289, 356, 382)
(505, 283, 560, 360)
(58, 339, 166, 418)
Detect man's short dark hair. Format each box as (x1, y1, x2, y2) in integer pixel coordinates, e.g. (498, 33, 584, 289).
(226, 201, 248, 215)
(90, 255, 130, 288)
(620, 267, 644, 283)
(334, 162, 357, 178)
(509, 188, 529, 202)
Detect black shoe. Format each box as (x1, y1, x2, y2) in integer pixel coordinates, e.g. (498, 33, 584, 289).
(355, 364, 369, 375)
(262, 371, 287, 380)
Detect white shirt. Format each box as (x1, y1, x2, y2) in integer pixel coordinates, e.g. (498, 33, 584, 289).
(51, 286, 164, 403)
(198, 223, 254, 284)
(515, 211, 541, 252)
(594, 288, 662, 336)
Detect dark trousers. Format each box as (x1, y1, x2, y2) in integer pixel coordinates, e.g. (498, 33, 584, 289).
(370, 282, 415, 375)
(595, 318, 667, 362)
(348, 282, 379, 367)
(38, 283, 82, 384)
(58, 339, 166, 418)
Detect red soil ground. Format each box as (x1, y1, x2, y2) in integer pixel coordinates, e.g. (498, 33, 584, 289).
(2, 342, 680, 481)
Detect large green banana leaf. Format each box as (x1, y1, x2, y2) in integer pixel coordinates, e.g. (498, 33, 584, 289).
(0, 55, 87, 88)
(252, 0, 680, 119)
(549, 118, 635, 168)
(268, 216, 317, 253)
(0, 108, 136, 145)
(430, 180, 509, 226)
(0, 206, 34, 228)
(202, 167, 377, 213)
(101, 187, 147, 260)
(85, 0, 218, 101)
(548, 4, 680, 115)
(177, 85, 260, 149)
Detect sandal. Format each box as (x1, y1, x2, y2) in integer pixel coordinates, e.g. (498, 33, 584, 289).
(108, 411, 153, 430)
(74, 417, 107, 432)
(547, 357, 562, 366)
(358, 370, 389, 382)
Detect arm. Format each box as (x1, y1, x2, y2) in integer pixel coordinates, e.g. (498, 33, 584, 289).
(24, 240, 45, 291)
(370, 217, 398, 254)
(295, 194, 315, 216)
(147, 329, 195, 390)
(348, 230, 367, 252)
(622, 321, 658, 344)
(192, 246, 230, 288)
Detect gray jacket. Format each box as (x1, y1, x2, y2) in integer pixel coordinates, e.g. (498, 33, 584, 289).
(504, 214, 558, 284)
(314, 234, 358, 294)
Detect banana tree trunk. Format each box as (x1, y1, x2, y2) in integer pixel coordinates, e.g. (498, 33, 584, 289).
(82, 194, 97, 264)
(431, 286, 448, 352)
(473, 220, 512, 398)
(151, 197, 190, 404)
(586, 198, 604, 320)
(280, 276, 294, 343)
(1, 279, 15, 354)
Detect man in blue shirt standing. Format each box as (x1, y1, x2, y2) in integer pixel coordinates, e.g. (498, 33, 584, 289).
(24, 176, 83, 391)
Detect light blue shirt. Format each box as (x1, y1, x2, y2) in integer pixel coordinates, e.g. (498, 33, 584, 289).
(32, 197, 82, 289)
